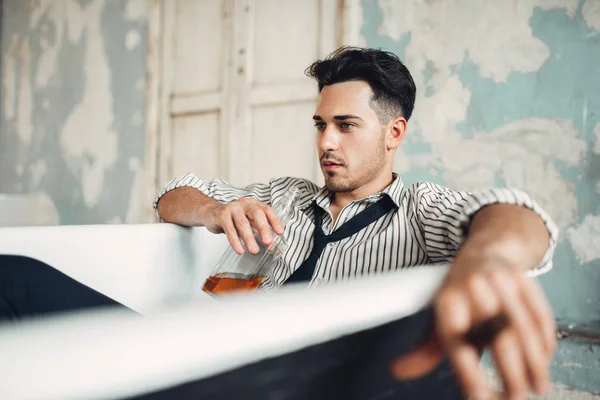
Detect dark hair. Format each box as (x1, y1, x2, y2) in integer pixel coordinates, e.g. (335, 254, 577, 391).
(305, 46, 416, 122)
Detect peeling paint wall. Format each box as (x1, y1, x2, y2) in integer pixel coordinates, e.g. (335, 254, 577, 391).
(0, 0, 147, 224)
(359, 0, 600, 395)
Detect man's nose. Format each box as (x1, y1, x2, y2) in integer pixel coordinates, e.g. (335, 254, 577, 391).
(318, 126, 339, 152)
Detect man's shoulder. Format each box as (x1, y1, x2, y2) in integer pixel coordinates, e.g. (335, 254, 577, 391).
(406, 181, 466, 196)
(402, 181, 472, 209)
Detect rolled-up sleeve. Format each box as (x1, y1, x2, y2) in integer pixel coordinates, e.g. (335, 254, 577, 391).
(411, 182, 558, 276)
(152, 173, 317, 222)
(152, 172, 275, 220)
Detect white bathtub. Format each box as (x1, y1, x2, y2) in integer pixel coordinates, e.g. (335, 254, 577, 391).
(0, 224, 230, 314)
(0, 224, 448, 399)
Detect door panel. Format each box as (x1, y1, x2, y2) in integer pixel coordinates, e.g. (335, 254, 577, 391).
(171, 112, 221, 180)
(172, 0, 225, 95)
(252, 0, 321, 86)
(250, 101, 318, 183)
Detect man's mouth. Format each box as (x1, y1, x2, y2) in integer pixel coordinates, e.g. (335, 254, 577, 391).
(322, 160, 343, 170)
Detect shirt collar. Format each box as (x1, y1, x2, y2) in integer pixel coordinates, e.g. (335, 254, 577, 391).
(303, 173, 405, 212)
(381, 173, 405, 207)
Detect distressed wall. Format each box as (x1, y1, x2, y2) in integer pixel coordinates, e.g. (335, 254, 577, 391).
(358, 0, 600, 395)
(0, 0, 147, 224)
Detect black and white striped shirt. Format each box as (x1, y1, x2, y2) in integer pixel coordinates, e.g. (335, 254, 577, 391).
(154, 173, 558, 290)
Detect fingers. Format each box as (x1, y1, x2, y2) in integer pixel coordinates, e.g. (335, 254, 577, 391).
(391, 280, 499, 385)
(465, 274, 502, 324)
(490, 327, 527, 399)
(232, 210, 260, 254)
(391, 330, 444, 380)
(430, 265, 555, 400)
(263, 205, 284, 235)
(220, 213, 245, 254)
(247, 206, 275, 246)
(449, 342, 491, 400)
(519, 275, 557, 356)
(436, 288, 471, 336)
(491, 270, 550, 395)
(217, 199, 283, 254)
(436, 289, 492, 399)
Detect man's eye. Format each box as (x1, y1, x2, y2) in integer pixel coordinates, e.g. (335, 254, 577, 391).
(314, 123, 326, 131)
(340, 122, 353, 130)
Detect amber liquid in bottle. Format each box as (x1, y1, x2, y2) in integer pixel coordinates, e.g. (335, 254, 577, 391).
(202, 272, 266, 295)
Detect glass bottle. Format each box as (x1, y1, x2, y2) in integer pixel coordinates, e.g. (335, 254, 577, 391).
(202, 186, 300, 296)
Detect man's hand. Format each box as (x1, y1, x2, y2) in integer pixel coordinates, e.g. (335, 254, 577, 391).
(392, 261, 556, 399)
(207, 198, 284, 255)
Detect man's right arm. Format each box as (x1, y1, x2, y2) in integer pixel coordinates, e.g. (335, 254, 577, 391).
(157, 186, 221, 228)
(154, 176, 284, 254)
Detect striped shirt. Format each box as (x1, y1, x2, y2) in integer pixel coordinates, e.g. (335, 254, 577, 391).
(154, 173, 558, 290)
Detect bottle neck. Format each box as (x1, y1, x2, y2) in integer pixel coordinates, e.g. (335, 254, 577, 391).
(274, 188, 301, 227)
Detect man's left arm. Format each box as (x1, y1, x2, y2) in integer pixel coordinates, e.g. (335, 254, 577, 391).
(394, 183, 559, 400)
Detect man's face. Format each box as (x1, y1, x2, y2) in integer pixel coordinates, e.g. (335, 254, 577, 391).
(313, 81, 388, 193)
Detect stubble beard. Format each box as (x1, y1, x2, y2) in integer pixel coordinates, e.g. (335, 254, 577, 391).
(323, 134, 387, 193)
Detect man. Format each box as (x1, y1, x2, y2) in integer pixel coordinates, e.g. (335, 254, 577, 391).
(156, 47, 558, 400)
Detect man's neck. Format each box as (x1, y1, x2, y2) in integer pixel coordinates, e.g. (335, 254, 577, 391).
(329, 172, 395, 220)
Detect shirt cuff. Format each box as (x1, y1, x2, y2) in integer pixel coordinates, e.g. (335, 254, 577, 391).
(460, 188, 558, 276)
(152, 173, 212, 222)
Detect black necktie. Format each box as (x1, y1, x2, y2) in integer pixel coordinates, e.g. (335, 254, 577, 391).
(284, 195, 397, 284)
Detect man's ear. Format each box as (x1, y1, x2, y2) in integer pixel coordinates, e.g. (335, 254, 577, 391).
(387, 116, 407, 151)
